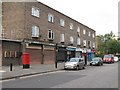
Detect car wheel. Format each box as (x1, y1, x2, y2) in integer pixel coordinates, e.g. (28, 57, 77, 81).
(83, 66, 85, 69)
(64, 68, 66, 70)
(90, 63, 92, 66)
(76, 66, 79, 70)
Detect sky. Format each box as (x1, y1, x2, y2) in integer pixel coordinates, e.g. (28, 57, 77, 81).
(37, 0, 119, 36)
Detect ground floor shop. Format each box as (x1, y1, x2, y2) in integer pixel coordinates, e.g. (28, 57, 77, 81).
(1, 39, 96, 66)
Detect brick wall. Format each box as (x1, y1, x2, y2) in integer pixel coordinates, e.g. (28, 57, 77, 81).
(2, 2, 96, 48)
(2, 41, 22, 66)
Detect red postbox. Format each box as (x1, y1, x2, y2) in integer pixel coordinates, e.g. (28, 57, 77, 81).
(22, 53, 30, 69)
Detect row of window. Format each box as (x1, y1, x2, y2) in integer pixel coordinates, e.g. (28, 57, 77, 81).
(32, 25, 95, 47)
(31, 6, 95, 38)
(4, 51, 21, 58)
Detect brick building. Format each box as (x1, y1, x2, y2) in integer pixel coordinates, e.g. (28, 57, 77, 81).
(1, 1, 96, 66)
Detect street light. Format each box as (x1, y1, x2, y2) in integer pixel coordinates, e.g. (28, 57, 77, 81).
(104, 37, 107, 54)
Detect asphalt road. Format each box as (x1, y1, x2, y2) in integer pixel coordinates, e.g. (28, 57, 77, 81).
(2, 62, 118, 88)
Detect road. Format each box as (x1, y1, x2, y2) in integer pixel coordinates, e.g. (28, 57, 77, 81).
(2, 63, 118, 88)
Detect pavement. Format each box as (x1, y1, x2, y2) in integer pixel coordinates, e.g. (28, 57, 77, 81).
(0, 61, 90, 80)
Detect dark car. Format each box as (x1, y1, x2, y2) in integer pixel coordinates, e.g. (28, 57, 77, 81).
(103, 54, 114, 63)
(90, 57, 103, 66)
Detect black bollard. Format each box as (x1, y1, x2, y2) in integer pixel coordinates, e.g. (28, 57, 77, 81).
(10, 63, 13, 71)
(55, 61, 57, 68)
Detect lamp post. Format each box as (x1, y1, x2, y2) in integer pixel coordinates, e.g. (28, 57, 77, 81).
(55, 43, 58, 68)
(104, 37, 107, 54)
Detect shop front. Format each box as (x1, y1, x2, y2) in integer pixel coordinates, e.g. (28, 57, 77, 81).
(57, 45, 67, 62)
(87, 49, 92, 61)
(75, 47, 83, 58)
(82, 48, 87, 65)
(66, 46, 76, 61)
(23, 39, 56, 65)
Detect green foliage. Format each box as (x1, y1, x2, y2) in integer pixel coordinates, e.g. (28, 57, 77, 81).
(97, 31, 120, 55)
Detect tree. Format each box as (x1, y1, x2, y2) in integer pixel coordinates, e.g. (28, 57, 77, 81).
(96, 31, 120, 56)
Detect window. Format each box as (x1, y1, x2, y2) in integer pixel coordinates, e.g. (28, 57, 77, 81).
(93, 42, 95, 48)
(88, 41, 91, 48)
(83, 29, 86, 34)
(77, 38, 81, 45)
(60, 19, 65, 27)
(4, 51, 10, 58)
(77, 27, 80, 33)
(60, 34, 65, 43)
(48, 30, 54, 40)
(88, 32, 91, 36)
(83, 40, 86, 46)
(31, 6, 39, 17)
(48, 13, 54, 23)
(70, 23, 73, 30)
(70, 36, 74, 44)
(77, 26, 80, 37)
(93, 33, 95, 38)
(32, 25, 40, 37)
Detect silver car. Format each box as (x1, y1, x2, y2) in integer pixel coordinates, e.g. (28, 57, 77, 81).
(64, 58, 85, 70)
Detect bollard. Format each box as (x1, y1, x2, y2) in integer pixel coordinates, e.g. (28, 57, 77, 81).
(55, 61, 57, 68)
(10, 63, 13, 71)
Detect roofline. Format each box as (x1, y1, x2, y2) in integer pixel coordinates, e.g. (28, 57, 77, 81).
(37, 1, 96, 32)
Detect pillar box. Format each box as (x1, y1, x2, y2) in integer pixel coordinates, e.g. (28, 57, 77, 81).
(22, 52, 30, 69)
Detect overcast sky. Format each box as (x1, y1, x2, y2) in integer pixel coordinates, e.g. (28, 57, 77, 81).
(37, 0, 119, 36)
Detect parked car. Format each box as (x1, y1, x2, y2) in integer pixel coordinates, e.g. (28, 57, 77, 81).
(103, 54, 114, 63)
(90, 57, 103, 66)
(114, 56, 119, 62)
(64, 58, 85, 70)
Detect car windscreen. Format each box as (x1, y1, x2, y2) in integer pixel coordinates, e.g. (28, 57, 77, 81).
(69, 58, 79, 62)
(92, 58, 99, 61)
(104, 55, 111, 58)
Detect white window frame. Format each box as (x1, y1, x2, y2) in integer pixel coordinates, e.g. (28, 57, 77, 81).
(93, 33, 95, 38)
(32, 25, 39, 37)
(48, 29, 54, 40)
(83, 40, 86, 46)
(88, 41, 91, 47)
(93, 42, 96, 48)
(77, 38, 81, 45)
(70, 36, 74, 44)
(48, 13, 54, 23)
(60, 34, 65, 43)
(83, 29, 86, 35)
(31, 6, 39, 17)
(60, 19, 65, 27)
(70, 23, 73, 30)
(77, 26, 80, 33)
(77, 26, 80, 37)
(88, 32, 91, 36)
